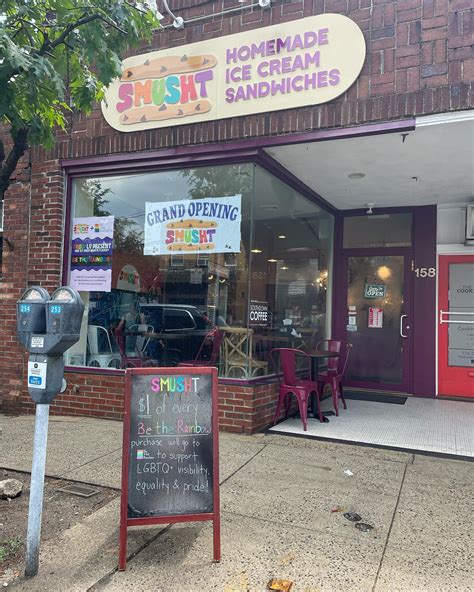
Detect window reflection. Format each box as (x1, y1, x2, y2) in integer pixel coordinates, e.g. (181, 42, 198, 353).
(67, 163, 333, 379)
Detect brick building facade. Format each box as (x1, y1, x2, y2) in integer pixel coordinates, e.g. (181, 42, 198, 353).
(1, 0, 473, 432)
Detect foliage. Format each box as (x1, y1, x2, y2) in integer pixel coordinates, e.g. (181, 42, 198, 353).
(181, 165, 254, 200)
(81, 178, 144, 255)
(0, 1, 160, 199)
(0, 537, 22, 562)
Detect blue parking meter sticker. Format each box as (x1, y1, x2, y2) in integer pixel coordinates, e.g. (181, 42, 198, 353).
(49, 305, 62, 314)
(27, 361, 47, 389)
(20, 304, 31, 313)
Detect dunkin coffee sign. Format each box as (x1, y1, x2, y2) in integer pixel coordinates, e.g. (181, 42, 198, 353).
(102, 13, 366, 132)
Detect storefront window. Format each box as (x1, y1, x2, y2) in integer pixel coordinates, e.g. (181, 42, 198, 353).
(343, 213, 412, 248)
(66, 163, 333, 379)
(244, 167, 334, 378)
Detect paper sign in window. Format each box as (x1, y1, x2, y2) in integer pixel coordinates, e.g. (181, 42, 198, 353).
(144, 195, 242, 256)
(368, 307, 383, 329)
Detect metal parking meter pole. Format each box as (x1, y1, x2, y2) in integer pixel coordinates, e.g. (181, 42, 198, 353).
(16, 285, 85, 578)
(25, 404, 50, 578)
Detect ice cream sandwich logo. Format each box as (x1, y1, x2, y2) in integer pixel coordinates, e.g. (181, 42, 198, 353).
(165, 220, 218, 252)
(115, 54, 217, 125)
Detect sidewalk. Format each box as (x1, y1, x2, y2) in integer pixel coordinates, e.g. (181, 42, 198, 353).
(1, 414, 472, 592)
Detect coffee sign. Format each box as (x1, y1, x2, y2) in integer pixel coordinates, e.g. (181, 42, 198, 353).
(102, 14, 366, 132)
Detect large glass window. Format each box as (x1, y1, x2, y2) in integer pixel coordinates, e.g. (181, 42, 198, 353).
(343, 213, 412, 248)
(66, 163, 333, 379)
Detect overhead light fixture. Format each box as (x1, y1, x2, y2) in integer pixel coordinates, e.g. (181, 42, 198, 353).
(268, 259, 277, 263)
(259, 0, 271, 6)
(278, 235, 286, 239)
(366, 203, 375, 215)
(251, 249, 262, 254)
(377, 265, 392, 280)
(281, 266, 289, 270)
(348, 172, 365, 179)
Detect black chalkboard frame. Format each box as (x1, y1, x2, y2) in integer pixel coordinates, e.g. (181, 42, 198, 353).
(118, 366, 220, 571)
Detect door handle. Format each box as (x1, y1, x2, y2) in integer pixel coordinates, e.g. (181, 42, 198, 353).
(440, 310, 474, 325)
(400, 314, 408, 338)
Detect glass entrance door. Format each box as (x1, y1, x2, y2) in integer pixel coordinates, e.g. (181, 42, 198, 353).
(342, 252, 412, 392)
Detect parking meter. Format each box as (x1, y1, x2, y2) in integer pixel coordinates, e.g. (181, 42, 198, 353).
(17, 287, 50, 347)
(16, 286, 84, 404)
(46, 287, 85, 351)
(16, 285, 85, 578)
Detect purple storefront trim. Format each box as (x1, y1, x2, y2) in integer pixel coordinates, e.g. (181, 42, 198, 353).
(61, 117, 423, 389)
(412, 206, 437, 397)
(60, 119, 416, 173)
(332, 205, 437, 398)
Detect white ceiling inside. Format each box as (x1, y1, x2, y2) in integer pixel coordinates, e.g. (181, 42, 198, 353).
(264, 114, 474, 210)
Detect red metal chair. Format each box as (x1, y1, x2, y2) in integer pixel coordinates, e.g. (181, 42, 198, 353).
(270, 348, 324, 431)
(178, 327, 223, 368)
(316, 340, 352, 416)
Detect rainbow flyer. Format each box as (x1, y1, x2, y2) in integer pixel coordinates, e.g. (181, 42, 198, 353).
(70, 216, 115, 292)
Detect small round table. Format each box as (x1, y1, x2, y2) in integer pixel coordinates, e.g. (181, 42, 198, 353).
(307, 349, 340, 381)
(307, 350, 340, 421)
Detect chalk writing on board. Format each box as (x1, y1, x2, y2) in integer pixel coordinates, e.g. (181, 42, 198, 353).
(128, 373, 213, 518)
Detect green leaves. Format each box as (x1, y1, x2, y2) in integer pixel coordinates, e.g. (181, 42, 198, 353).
(0, 0, 161, 147)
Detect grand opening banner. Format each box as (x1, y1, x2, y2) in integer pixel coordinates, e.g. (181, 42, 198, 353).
(102, 13, 366, 132)
(144, 196, 242, 256)
(70, 216, 114, 292)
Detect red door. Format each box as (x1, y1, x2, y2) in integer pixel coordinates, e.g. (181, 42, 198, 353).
(438, 255, 474, 398)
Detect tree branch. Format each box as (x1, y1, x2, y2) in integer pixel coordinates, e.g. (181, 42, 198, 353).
(0, 128, 29, 203)
(4, 11, 127, 82)
(0, 139, 5, 166)
(48, 13, 109, 51)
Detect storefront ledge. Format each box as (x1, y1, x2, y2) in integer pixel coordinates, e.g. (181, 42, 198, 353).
(65, 366, 279, 386)
(219, 373, 279, 387)
(65, 365, 124, 376)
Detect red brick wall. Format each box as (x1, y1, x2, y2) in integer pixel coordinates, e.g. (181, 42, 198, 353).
(1, 0, 473, 424)
(21, 371, 126, 421)
(218, 382, 282, 434)
(29, 0, 473, 165)
(20, 371, 282, 435)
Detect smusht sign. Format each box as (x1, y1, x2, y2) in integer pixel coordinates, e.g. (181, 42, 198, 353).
(119, 367, 220, 570)
(102, 13, 366, 132)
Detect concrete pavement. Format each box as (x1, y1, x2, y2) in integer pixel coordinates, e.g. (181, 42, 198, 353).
(0, 414, 472, 591)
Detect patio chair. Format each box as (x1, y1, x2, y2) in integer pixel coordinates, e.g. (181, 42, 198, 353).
(270, 348, 324, 431)
(316, 340, 352, 416)
(112, 324, 158, 369)
(222, 327, 268, 378)
(178, 327, 224, 368)
(128, 323, 155, 357)
(87, 325, 121, 369)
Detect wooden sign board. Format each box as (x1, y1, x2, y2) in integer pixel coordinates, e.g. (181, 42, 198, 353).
(119, 367, 220, 570)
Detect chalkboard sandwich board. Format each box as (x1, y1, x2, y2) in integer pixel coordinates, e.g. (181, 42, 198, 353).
(119, 367, 220, 570)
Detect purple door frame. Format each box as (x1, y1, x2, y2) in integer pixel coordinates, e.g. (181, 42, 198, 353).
(335, 248, 413, 393)
(332, 206, 437, 398)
